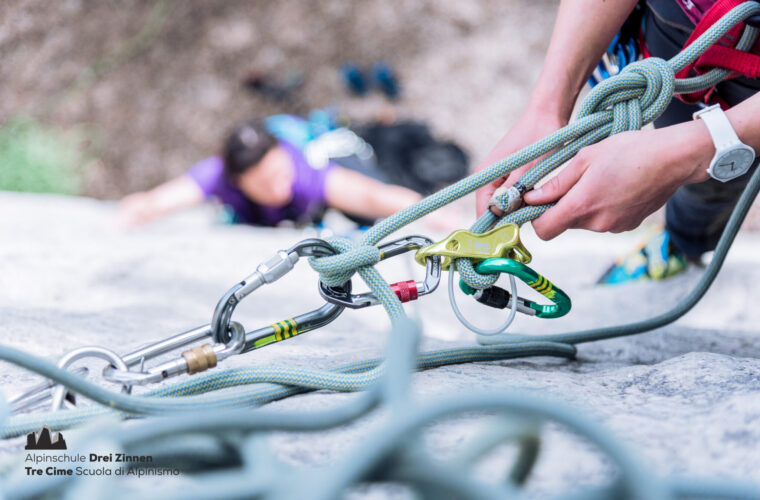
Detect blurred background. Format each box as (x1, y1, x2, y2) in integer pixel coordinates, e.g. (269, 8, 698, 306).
(0, 0, 554, 201)
(4, 0, 759, 229)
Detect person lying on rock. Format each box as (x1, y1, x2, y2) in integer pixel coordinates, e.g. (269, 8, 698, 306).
(475, 0, 760, 284)
(118, 118, 466, 228)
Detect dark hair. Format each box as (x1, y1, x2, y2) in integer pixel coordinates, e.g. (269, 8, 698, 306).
(222, 120, 277, 178)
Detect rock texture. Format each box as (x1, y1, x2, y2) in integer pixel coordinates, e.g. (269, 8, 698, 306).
(1, 192, 759, 495)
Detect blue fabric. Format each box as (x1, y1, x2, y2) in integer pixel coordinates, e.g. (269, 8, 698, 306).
(264, 115, 314, 150)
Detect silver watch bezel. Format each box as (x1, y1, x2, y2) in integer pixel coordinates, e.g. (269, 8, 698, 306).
(706, 143, 755, 183)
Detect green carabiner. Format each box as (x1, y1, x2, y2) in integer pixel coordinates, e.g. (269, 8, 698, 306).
(460, 258, 571, 319)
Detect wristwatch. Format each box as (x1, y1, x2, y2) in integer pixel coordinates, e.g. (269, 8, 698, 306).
(693, 104, 756, 183)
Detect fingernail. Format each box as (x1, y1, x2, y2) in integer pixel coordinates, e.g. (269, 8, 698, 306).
(532, 187, 542, 197)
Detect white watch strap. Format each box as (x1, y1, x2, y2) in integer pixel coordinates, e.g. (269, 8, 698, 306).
(692, 104, 741, 150)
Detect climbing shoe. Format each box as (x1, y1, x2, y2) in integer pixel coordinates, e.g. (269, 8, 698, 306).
(340, 62, 369, 96)
(597, 229, 689, 284)
(371, 62, 400, 100)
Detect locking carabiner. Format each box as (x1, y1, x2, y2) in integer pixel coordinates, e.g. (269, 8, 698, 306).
(460, 258, 571, 319)
(102, 322, 247, 386)
(319, 235, 442, 309)
(211, 239, 338, 343)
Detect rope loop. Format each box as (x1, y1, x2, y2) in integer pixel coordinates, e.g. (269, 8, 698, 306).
(460, 57, 678, 292)
(579, 57, 675, 134)
(308, 237, 382, 287)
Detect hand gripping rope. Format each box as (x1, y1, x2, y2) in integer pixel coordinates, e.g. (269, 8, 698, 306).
(2, 3, 760, 498)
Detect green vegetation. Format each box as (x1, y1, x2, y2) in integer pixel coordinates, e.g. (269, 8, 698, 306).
(0, 117, 90, 195)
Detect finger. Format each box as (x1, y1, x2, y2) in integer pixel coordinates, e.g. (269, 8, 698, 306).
(530, 196, 580, 241)
(523, 154, 588, 205)
(475, 176, 507, 216)
(474, 134, 534, 216)
(475, 165, 531, 216)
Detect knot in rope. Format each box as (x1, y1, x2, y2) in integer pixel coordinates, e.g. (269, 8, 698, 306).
(578, 57, 675, 134)
(458, 58, 676, 291)
(308, 237, 382, 287)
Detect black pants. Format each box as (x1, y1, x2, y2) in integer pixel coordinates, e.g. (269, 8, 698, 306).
(644, 0, 760, 257)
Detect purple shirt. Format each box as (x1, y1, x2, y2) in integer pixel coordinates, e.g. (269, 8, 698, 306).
(187, 142, 333, 226)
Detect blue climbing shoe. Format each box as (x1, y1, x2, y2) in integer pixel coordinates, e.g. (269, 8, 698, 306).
(597, 229, 689, 285)
(371, 62, 400, 100)
(340, 62, 369, 96)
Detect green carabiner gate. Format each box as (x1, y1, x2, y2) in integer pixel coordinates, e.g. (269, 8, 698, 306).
(460, 258, 571, 319)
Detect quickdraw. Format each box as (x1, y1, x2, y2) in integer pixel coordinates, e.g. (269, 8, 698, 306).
(8, 226, 561, 413)
(7, 236, 445, 413)
(10, 239, 347, 411)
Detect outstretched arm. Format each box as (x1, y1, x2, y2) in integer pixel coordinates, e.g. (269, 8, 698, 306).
(116, 175, 205, 228)
(474, 0, 638, 215)
(324, 167, 422, 220)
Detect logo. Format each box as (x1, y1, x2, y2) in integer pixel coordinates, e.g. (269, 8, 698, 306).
(25, 427, 67, 450)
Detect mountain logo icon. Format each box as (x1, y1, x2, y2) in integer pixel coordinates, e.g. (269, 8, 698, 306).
(25, 427, 67, 450)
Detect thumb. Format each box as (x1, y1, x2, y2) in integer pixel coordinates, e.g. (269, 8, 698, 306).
(530, 198, 575, 241)
(523, 155, 587, 205)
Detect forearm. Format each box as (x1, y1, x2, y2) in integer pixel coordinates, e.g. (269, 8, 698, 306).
(324, 167, 421, 220)
(364, 185, 421, 218)
(117, 175, 204, 228)
(662, 93, 760, 186)
(727, 92, 760, 152)
(529, 0, 638, 122)
(146, 176, 205, 217)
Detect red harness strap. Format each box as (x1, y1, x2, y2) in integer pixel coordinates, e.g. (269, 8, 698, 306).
(673, 0, 760, 106)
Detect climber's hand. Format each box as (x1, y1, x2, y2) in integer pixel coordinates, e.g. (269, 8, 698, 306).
(524, 121, 713, 240)
(475, 112, 565, 217)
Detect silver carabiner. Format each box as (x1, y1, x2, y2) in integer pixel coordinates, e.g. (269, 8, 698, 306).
(211, 239, 338, 343)
(8, 367, 87, 414)
(50, 347, 131, 412)
(10, 348, 129, 415)
(102, 321, 246, 386)
(318, 235, 442, 309)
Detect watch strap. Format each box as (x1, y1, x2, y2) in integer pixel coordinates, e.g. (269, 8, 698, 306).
(692, 104, 741, 150)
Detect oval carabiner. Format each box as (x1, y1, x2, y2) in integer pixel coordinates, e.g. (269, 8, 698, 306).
(462, 258, 571, 319)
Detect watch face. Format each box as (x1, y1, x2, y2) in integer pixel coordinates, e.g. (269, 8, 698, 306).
(713, 148, 755, 181)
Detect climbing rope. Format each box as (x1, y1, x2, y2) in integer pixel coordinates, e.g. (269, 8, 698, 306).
(2, 2, 760, 498)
